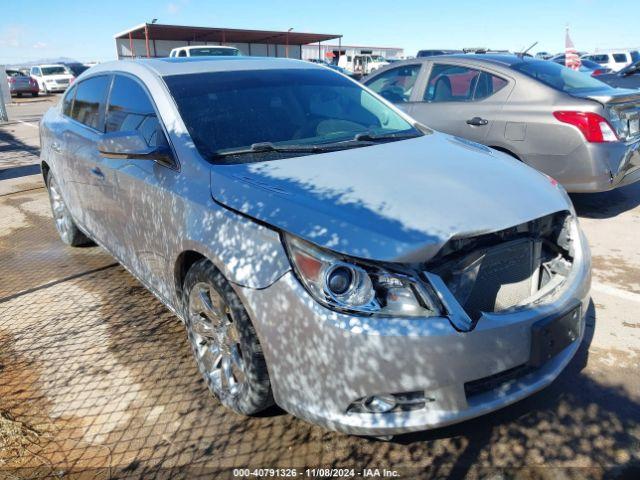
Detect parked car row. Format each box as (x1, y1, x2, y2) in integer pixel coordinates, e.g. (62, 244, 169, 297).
(5, 62, 94, 97)
(40, 53, 636, 437)
(582, 50, 640, 72)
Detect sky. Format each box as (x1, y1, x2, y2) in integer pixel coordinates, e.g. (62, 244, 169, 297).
(1, 0, 638, 64)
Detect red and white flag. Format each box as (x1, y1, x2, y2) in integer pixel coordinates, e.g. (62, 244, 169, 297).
(565, 27, 582, 70)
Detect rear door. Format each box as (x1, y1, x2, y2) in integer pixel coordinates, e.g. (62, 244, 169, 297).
(408, 62, 511, 143)
(49, 85, 81, 218)
(64, 75, 113, 239)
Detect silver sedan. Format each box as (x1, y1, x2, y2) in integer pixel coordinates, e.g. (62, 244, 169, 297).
(39, 57, 590, 436)
(364, 54, 640, 192)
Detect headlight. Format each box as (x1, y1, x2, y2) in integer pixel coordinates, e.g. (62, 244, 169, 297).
(283, 234, 441, 317)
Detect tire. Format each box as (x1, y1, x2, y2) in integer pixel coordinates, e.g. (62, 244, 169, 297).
(16, 93, 22, 98)
(183, 259, 273, 415)
(45, 172, 92, 247)
(31, 92, 39, 97)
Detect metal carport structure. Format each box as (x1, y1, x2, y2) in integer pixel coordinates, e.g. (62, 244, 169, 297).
(114, 23, 342, 60)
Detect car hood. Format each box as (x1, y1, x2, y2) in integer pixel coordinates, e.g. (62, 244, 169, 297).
(209, 133, 570, 263)
(44, 74, 73, 81)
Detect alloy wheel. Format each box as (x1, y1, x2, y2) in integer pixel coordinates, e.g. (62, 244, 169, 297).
(188, 282, 247, 396)
(48, 177, 74, 244)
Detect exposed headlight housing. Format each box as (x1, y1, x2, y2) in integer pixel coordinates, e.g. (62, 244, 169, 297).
(283, 234, 441, 317)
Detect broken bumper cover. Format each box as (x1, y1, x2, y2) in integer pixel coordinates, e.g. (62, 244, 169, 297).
(237, 230, 591, 436)
(557, 139, 640, 192)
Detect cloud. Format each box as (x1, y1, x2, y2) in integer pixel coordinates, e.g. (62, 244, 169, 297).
(166, 0, 189, 15)
(32, 42, 48, 49)
(0, 25, 25, 48)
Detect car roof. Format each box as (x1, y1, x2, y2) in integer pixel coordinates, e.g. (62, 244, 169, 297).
(89, 57, 325, 77)
(389, 53, 533, 69)
(431, 53, 530, 66)
(178, 45, 238, 50)
(589, 49, 636, 54)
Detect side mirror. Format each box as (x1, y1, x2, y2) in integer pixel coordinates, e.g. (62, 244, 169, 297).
(98, 131, 174, 165)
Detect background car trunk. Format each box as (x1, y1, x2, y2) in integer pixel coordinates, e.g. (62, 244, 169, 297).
(577, 90, 640, 142)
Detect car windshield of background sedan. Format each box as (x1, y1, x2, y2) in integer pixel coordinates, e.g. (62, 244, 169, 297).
(163, 68, 422, 164)
(189, 47, 241, 56)
(512, 60, 611, 93)
(41, 66, 69, 75)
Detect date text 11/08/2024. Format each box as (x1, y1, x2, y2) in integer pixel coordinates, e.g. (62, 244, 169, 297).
(232, 468, 401, 477)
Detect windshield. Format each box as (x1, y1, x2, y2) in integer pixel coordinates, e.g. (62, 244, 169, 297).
(512, 60, 611, 93)
(189, 47, 240, 57)
(164, 68, 421, 164)
(41, 66, 69, 76)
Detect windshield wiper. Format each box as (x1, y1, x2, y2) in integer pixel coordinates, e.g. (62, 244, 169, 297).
(353, 131, 421, 142)
(214, 141, 370, 158)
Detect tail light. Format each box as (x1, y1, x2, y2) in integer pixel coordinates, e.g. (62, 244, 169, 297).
(8, 77, 15, 84)
(553, 111, 619, 143)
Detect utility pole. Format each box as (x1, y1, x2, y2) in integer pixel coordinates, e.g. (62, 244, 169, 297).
(0, 66, 9, 123)
(0, 91, 8, 123)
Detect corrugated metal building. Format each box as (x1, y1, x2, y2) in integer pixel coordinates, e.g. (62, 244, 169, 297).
(114, 23, 342, 59)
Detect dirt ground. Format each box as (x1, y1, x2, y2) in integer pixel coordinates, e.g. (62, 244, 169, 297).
(0, 97, 639, 479)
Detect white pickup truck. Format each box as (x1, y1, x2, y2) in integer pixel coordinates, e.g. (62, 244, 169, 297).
(169, 46, 241, 58)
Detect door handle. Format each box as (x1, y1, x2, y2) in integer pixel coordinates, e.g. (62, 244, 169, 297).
(51, 142, 62, 153)
(90, 167, 105, 178)
(466, 117, 489, 126)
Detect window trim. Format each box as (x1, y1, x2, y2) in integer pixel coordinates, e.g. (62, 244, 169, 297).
(423, 62, 511, 103)
(104, 72, 180, 171)
(64, 74, 112, 134)
(61, 84, 78, 118)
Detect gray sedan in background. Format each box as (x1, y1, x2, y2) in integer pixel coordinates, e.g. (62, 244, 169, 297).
(364, 54, 640, 192)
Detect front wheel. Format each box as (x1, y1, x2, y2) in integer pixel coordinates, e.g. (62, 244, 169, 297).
(46, 172, 92, 246)
(183, 260, 273, 415)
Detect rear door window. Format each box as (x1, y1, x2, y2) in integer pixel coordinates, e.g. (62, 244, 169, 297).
(511, 60, 610, 94)
(613, 53, 628, 63)
(106, 75, 162, 147)
(365, 64, 422, 103)
(425, 64, 507, 102)
(70, 76, 110, 131)
(62, 85, 76, 117)
(588, 54, 609, 64)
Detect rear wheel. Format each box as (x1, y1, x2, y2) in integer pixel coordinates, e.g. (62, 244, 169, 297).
(16, 92, 22, 98)
(183, 260, 273, 415)
(45, 172, 92, 247)
(31, 92, 39, 97)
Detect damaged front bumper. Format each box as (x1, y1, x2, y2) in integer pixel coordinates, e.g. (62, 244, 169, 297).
(236, 223, 591, 436)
